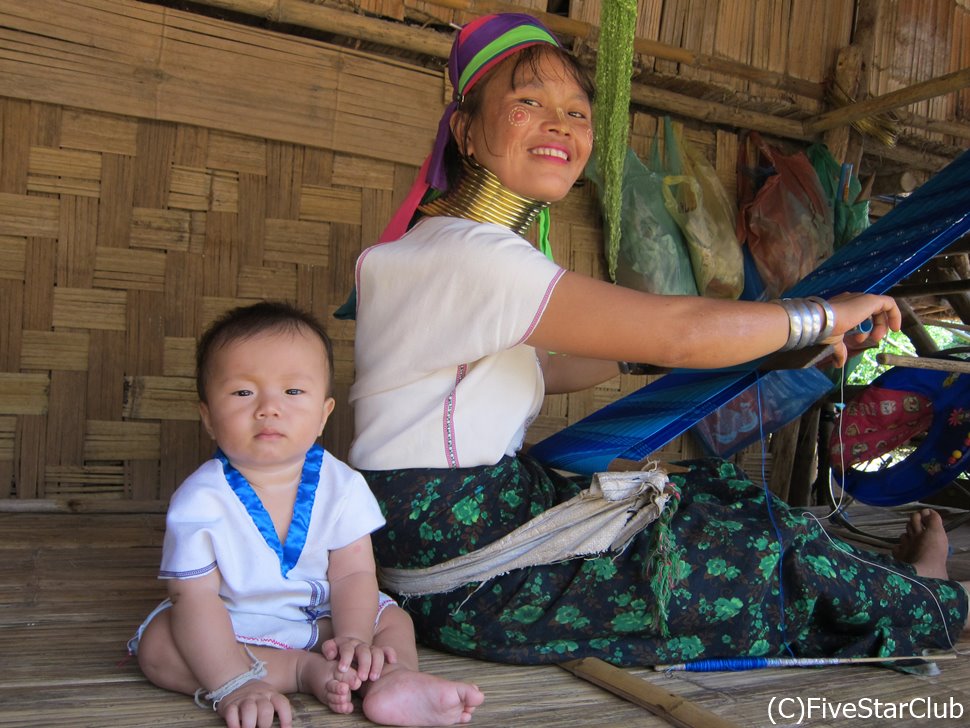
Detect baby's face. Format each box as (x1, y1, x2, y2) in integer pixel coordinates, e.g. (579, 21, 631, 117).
(199, 327, 335, 478)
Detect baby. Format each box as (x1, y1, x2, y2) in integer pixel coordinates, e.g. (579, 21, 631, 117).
(129, 301, 483, 728)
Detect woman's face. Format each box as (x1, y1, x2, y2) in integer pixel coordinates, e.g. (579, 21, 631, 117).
(454, 51, 593, 202)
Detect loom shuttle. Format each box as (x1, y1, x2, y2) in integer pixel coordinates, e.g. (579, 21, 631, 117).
(653, 653, 957, 672)
(849, 317, 873, 336)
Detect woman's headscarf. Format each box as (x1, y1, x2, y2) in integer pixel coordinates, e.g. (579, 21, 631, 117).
(378, 13, 563, 244)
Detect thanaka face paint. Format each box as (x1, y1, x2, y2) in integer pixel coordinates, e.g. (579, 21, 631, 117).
(508, 105, 531, 126)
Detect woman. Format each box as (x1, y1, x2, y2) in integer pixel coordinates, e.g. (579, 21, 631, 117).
(347, 13, 968, 666)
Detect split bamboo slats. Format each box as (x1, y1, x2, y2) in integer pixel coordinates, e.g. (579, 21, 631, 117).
(0, 0, 645, 506)
(0, 0, 968, 508)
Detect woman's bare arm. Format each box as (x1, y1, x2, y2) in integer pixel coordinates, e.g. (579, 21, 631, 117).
(527, 272, 900, 370)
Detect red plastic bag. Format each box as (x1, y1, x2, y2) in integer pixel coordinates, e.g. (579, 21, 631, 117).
(737, 132, 834, 298)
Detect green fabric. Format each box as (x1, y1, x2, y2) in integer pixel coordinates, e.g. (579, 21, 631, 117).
(537, 207, 553, 262)
(593, 0, 638, 282)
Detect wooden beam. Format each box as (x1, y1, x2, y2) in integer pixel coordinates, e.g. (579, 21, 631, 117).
(894, 110, 970, 142)
(177, 0, 963, 172)
(803, 66, 970, 135)
(192, 0, 455, 57)
(891, 279, 970, 298)
(192, 0, 825, 100)
(629, 83, 809, 141)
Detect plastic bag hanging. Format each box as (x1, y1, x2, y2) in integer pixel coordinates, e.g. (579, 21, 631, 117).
(587, 147, 698, 296)
(659, 118, 744, 299)
(807, 143, 870, 250)
(737, 132, 834, 299)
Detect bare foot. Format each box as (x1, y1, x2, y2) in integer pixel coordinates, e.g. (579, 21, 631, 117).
(361, 667, 485, 726)
(295, 650, 361, 715)
(893, 508, 950, 580)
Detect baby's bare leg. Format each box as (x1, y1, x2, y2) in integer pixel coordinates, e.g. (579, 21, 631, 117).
(359, 606, 485, 726)
(136, 608, 352, 700)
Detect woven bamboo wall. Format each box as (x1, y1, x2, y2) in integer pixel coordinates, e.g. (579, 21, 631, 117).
(0, 0, 967, 506)
(0, 0, 660, 505)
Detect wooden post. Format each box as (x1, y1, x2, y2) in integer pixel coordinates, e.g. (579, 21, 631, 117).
(823, 46, 866, 163)
(788, 407, 821, 507)
(898, 298, 940, 355)
(767, 418, 800, 501)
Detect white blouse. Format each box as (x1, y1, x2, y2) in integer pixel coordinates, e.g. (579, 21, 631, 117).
(350, 216, 564, 470)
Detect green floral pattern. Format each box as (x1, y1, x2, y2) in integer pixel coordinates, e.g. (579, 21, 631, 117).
(365, 456, 966, 666)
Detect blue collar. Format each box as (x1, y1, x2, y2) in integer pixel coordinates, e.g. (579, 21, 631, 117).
(217, 444, 324, 577)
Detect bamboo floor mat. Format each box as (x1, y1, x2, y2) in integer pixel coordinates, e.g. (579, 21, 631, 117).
(2, 507, 970, 728)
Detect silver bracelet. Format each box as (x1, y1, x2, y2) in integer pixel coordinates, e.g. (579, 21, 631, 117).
(773, 298, 828, 351)
(801, 298, 823, 349)
(807, 296, 835, 340)
(194, 645, 268, 711)
(775, 299, 800, 351)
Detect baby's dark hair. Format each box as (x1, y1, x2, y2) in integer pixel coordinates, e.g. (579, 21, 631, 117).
(444, 44, 596, 188)
(196, 301, 335, 403)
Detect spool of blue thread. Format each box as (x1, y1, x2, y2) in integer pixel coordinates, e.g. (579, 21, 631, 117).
(849, 318, 873, 336)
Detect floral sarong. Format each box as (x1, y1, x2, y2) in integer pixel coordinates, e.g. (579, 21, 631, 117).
(364, 456, 967, 666)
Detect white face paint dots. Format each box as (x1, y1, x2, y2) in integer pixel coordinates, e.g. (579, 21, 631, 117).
(508, 105, 531, 126)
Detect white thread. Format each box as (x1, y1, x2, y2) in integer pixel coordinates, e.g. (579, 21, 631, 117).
(756, 367, 968, 656)
(194, 645, 268, 711)
(805, 366, 965, 654)
(799, 510, 966, 654)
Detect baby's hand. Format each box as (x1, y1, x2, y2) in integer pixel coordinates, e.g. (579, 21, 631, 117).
(216, 679, 292, 728)
(322, 636, 397, 682)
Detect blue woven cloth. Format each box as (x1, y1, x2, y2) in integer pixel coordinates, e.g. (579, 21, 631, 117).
(531, 149, 970, 475)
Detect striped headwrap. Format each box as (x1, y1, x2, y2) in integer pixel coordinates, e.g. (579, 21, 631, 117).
(378, 13, 562, 244)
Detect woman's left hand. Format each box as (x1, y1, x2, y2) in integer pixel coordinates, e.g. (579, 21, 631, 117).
(820, 292, 901, 367)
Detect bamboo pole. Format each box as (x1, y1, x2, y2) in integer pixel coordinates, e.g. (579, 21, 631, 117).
(182, 0, 963, 171)
(191, 0, 823, 99)
(418, 0, 824, 99)
(875, 353, 970, 373)
(803, 66, 970, 135)
(194, 0, 454, 57)
(560, 658, 740, 728)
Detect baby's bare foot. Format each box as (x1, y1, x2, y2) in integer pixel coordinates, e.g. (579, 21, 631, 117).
(893, 508, 949, 580)
(296, 651, 362, 715)
(324, 676, 355, 715)
(362, 668, 484, 726)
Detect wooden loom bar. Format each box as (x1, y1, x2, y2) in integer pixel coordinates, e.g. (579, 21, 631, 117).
(891, 279, 970, 298)
(876, 353, 970, 373)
